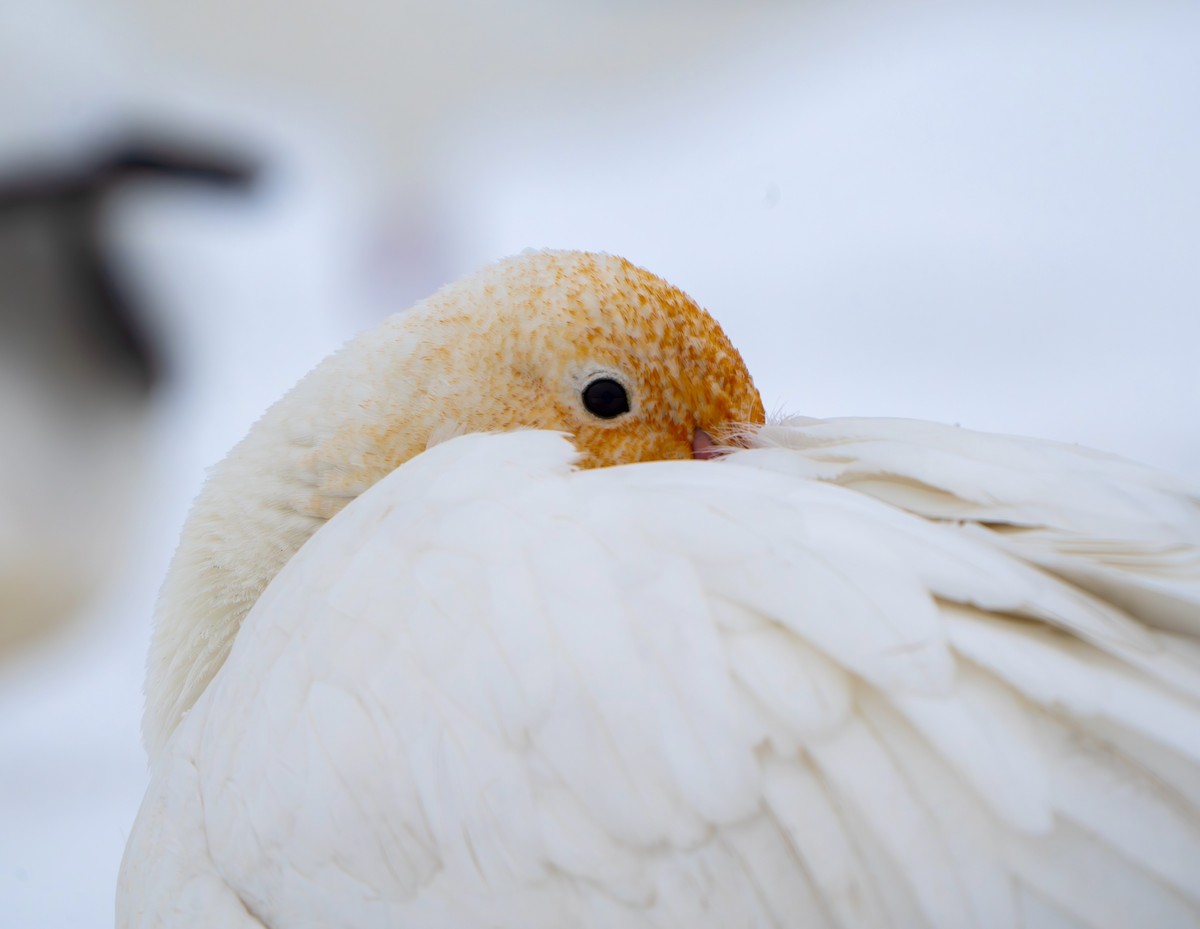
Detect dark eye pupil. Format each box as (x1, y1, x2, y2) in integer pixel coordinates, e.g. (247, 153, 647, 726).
(582, 378, 630, 419)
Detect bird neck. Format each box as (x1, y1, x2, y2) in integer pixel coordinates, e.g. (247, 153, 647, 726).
(141, 321, 433, 763)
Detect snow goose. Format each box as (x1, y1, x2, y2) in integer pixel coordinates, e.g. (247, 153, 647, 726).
(119, 250, 1200, 928)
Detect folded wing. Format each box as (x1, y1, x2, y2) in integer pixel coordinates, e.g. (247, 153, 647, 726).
(119, 423, 1200, 929)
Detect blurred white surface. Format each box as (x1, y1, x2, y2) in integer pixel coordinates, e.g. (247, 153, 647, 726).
(1, 0, 1198, 926)
(437, 1, 1200, 478)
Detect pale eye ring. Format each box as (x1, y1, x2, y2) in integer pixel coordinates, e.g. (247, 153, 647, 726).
(582, 378, 630, 419)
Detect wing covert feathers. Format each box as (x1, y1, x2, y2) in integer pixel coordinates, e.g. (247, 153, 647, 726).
(119, 425, 1200, 928)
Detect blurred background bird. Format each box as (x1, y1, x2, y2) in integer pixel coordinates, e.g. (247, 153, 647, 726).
(1, 0, 1198, 927)
(0, 132, 255, 651)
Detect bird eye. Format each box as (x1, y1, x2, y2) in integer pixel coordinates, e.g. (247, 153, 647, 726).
(582, 378, 630, 419)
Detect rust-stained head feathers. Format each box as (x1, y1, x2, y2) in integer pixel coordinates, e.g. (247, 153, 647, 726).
(391, 248, 765, 468)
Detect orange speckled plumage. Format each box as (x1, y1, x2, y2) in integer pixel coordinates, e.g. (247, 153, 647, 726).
(491, 250, 765, 467)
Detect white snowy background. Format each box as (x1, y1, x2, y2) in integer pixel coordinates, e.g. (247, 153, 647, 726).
(1, 0, 1197, 926)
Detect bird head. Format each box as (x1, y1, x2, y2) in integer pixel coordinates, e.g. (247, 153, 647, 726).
(383, 249, 765, 468)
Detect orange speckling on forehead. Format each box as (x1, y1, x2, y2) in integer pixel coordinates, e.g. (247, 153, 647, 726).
(522, 251, 766, 467)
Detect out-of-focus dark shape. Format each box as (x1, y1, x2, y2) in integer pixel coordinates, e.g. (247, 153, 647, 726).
(0, 133, 257, 393)
(0, 131, 256, 655)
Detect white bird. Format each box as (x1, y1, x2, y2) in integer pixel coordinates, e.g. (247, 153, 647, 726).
(119, 250, 1200, 928)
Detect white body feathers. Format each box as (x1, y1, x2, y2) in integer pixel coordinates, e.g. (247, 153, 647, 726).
(119, 418, 1200, 928)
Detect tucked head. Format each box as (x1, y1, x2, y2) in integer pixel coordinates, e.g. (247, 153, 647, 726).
(144, 249, 764, 759)
(333, 249, 764, 472)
